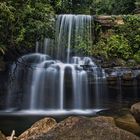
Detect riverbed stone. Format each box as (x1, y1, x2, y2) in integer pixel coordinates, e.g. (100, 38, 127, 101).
(0, 131, 6, 140)
(18, 117, 57, 140)
(26, 116, 140, 140)
(115, 113, 140, 135)
(131, 102, 140, 124)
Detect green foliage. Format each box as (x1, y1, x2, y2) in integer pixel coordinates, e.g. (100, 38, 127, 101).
(0, 1, 55, 56)
(50, 0, 136, 15)
(92, 35, 132, 60)
(0, 0, 139, 64)
(91, 0, 113, 15)
(133, 51, 140, 63)
(74, 36, 92, 56)
(92, 39, 108, 59)
(116, 15, 140, 54)
(91, 0, 136, 15)
(105, 35, 132, 60)
(49, 0, 92, 14)
(92, 15, 140, 63)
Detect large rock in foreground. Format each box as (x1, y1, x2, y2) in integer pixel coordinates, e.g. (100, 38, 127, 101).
(18, 117, 57, 140)
(115, 114, 140, 135)
(26, 116, 140, 140)
(131, 102, 140, 124)
(0, 131, 6, 140)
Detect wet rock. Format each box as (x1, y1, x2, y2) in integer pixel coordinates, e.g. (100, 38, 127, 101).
(115, 58, 126, 66)
(27, 116, 140, 140)
(115, 114, 140, 135)
(131, 102, 140, 124)
(101, 62, 111, 68)
(91, 116, 116, 126)
(121, 71, 135, 86)
(0, 131, 6, 140)
(102, 61, 116, 68)
(127, 59, 137, 67)
(17, 117, 57, 140)
(107, 75, 118, 85)
(122, 71, 134, 81)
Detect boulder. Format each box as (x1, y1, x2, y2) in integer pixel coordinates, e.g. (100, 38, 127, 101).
(115, 113, 140, 135)
(122, 71, 134, 81)
(17, 117, 57, 140)
(127, 59, 137, 67)
(115, 58, 126, 66)
(0, 131, 6, 140)
(121, 71, 135, 86)
(131, 103, 140, 124)
(26, 116, 140, 140)
(107, 75, 118, 85)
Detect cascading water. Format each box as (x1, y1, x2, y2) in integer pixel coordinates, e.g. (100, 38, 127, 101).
(6, 15, 106, 114)
(55, 14, 92, 62)
(36, 38, 54, 56)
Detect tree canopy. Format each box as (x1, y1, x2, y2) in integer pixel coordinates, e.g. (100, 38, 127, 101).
(0, 0, 55, 57)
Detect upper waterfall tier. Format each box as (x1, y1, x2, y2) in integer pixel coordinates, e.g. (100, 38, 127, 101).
(55, 15, 93, 62)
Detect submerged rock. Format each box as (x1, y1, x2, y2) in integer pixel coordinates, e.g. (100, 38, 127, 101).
(0, 131, 6, 140)
(26, 116, 140, 140)
(131, 102, 140, 124)
(18, 117, 57, 140)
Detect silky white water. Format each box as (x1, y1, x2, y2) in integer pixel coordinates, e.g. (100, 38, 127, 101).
(6, 15, 106, 113)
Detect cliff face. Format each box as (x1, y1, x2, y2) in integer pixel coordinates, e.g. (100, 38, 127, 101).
(95, 15, 124, 27)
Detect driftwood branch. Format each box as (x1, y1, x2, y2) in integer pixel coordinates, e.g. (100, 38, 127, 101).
(9, 130, 15, 140)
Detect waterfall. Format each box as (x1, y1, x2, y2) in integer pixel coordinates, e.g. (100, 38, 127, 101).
(36, 38, 54, 56)
(6, 14, 106, 114)
(55, 15, 92, 62)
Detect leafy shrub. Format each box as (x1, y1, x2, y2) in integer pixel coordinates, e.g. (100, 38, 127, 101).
(92, 35, 132, 60)
(133, 51, 140, 63)
(106, 35, 132, 60)
(74, 36, 92, 56)
(92, 15, 140, 64)
(116, 15, 140, 54)
(0, 1, 55, 57)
